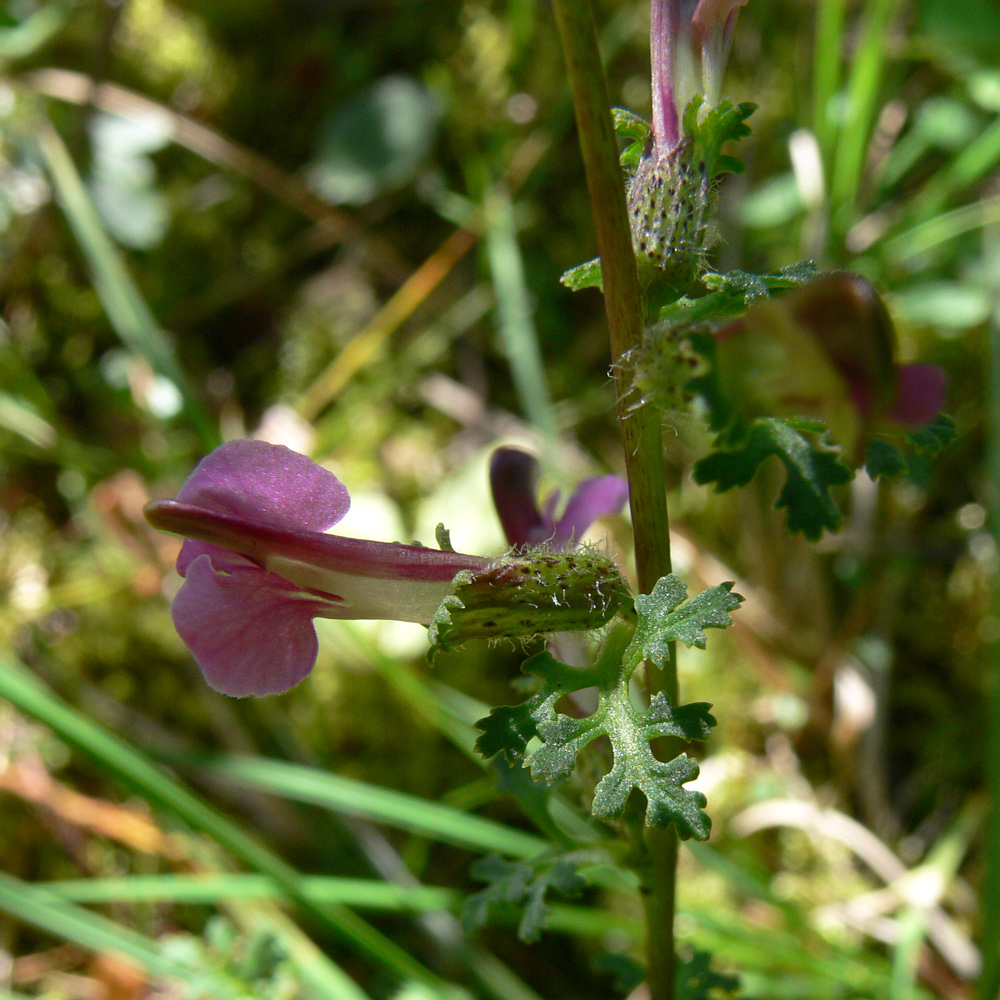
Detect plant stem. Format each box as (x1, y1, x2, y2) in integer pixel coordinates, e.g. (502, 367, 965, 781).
(978, 226, 1000, 1000)
(548, 2, 677, 997)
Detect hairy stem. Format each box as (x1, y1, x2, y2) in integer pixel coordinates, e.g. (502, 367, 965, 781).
(548, 2, 677, 997)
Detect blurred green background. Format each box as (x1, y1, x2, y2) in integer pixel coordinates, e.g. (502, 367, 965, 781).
(0, 0, 998, 997)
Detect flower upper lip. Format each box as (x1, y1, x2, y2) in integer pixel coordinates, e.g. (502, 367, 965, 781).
(145, 499, 490, 582)
(650, 0, 750, 153)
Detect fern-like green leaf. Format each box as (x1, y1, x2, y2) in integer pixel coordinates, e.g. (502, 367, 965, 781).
(463, 854, 585, 942)
(682, 97, 756, 182)
(676, 951, 741, 1000)
(694, 418, 852, 540)
(476, 577, 738, 838)
(627, 576, 743, 668)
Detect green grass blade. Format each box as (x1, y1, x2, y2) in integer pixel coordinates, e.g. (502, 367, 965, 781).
(484, 187, 557, 452)
(205, 755, 547, 859)
(830, 0, 902, 216)
(912, 116, 1000, 222)
(1, 873, 371, 1000)
(0, 0, 71, 59)
(812, 0, 846, 157)
(337, 622, 482, 761)
(686, 904, 929, 998)
(0, 655, 459, 992)
(885, 193, 1000, 263)
(0, 872, 240, 998)
(546, 904, 642, 938)
(465, 951, 546, 1000)
(44, 874, 458, 911)
(889, 908, 929, 1000)
(890, 805, 979, 997)
(0, 391, 57, 448)
(337, 624, 584, 846)
(35, 122, 215, 445)
(233, 902, 372, 1000)
(42, 874, 641, 940)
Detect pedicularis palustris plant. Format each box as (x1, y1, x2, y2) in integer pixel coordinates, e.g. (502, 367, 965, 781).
(146, 1, 951, 997)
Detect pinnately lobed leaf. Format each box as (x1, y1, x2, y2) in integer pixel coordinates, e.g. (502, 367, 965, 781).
(626, 575, 744, 669)
(593, 751, 709, 840)
(474, 574, 739, 839)
(463, 854, 586, 943)
(693, 417, 852, 540)
(476, 649, 718, 838)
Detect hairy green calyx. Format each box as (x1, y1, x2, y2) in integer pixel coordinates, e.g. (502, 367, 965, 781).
(428, 547, 631, 655)
(561, 98, 755, 303)
(628, 99, 753, 293)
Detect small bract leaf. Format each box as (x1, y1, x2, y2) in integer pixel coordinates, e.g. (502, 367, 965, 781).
(908, 413, 956, 454)
(865, 413, 956, 482)
(560, 257, 604, 292)
(865, 437, 908, 480)
(627, 575, 743, 668)
(683, 97, 756, 183)
(613, 108, 653, 176)
(612, 108, 653, 142)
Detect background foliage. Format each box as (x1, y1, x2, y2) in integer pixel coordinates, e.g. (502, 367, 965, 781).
(0, 0, 998, 997)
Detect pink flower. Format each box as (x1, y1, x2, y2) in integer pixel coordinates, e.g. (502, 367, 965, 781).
(146, 440, 488, 697)
(651, 0, 749, 152)
(712, 273, 947, 457)
(489, 447, 629, 550)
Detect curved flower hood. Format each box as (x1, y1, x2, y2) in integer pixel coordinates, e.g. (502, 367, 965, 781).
(146, 440, 488, 696)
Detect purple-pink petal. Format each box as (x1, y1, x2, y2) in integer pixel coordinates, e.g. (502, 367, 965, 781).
(172, 551, 341, 697)
(490, 447, 552, 548)
(176, 538, 244, 577)
(690, 0, 749, 44)
(553, 476, 630, 549)
(148, 496, 488, 635)
(650, 0, 683, 152)
(177, 439, 350, 533)
(149, 439, 494, 697)
(490, 446, 628, 551)
(890, 363, 947, 428)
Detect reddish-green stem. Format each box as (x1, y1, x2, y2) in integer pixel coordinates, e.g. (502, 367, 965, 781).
(549, 2, 677, 997)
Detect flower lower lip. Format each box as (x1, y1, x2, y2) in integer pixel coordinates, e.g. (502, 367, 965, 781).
(144, 500, 491, 582)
